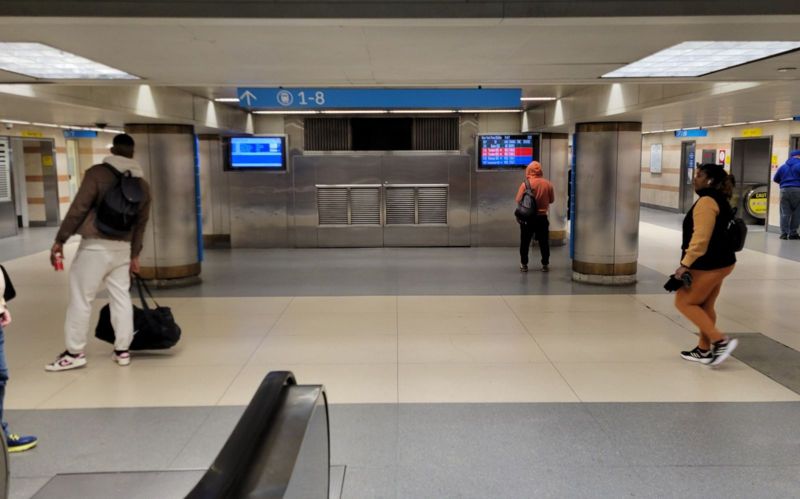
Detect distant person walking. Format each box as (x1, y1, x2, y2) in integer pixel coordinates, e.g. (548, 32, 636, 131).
(46, 134, 151, 371)
(515, 161, 554, 272)
(675, 164, 738, 367)
(0, 267, 38, 452)
(773, 149, 800, 240)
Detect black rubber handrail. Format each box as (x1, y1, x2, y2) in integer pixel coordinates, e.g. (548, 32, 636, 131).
(185, 371, 297, 499)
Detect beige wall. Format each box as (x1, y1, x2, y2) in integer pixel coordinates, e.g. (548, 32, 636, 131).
(641, 121, 800, 229)
(2, 126, 112, 223)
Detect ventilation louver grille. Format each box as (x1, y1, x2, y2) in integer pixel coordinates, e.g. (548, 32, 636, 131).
(417, 186, 448, 224)
(305, 118, 351, 151)
(385, 187, 416, 225)
(413, 117, 459, 150)
(317, 186, 381, 225)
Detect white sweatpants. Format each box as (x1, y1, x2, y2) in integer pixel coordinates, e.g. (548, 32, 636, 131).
(64, 241, 133, 353)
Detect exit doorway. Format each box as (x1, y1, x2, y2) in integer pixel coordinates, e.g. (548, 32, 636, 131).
(730, 137, 772, 228)
(679, 141, 696, 213)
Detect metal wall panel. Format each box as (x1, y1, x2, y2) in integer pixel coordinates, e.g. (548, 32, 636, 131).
(0, 137, 16, 238)
(40, 141, 60, 226)
(229, 170, 291, 248)
(292, 153, 468, 247)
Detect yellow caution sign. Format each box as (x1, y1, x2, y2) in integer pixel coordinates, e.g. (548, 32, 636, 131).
(746, 189, 768, 218)
(742, 128, 762, 137)
(42, 155, 54, 167)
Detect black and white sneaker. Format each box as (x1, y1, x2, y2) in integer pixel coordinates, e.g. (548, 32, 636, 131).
(710, 338, 738, 367)
(680, 346, 712, 364)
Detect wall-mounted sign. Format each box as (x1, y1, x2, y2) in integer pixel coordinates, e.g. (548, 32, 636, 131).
(63, 130, 98, 139)
(674, 129, 708, 138)
(236, 87, 522, 110)
(718, 149, 727, 164)
(41, 155, 54, 167)
(742, 128, 762, 137)
(20, 130, 43, 138)
(744, 185, 768, 219)
(649, 143, 663, 173)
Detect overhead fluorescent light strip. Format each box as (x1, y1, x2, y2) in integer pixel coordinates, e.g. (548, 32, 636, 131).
(520, 97, 557, 101)
(214, 98, 240, 103)
(603, 41, 800, 78)
(0, 42, 138, 80)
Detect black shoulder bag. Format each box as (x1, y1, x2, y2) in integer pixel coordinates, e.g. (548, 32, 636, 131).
(95, 275, 181, 350)
(1, 265, 15, 302)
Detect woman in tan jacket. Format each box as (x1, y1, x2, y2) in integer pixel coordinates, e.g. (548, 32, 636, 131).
(0, 267, 38, 452)
(674, 163, 738, 367)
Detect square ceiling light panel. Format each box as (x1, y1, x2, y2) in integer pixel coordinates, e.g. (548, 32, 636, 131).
(602, 41, 800, 78)
(0, 42, 139, 79)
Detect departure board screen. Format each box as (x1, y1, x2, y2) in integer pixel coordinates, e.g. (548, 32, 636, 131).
(229, 136, 286, 169)
(478, 134, 537, 169)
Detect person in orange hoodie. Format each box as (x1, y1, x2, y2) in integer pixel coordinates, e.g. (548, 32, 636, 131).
(515, 161, 555, 272)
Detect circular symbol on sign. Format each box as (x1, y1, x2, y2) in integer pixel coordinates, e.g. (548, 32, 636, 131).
(744, 184, 768, 219)
(277, 90, 293, 107)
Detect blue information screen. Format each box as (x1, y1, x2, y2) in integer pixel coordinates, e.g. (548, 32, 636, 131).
(479, 134, 535, 168)
(230, 136, 285, 169)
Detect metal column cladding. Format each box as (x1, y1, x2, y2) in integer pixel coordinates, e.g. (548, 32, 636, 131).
(572, 122, 642, 285)
(540, 133, 569, 246)
(126, 124, 201, 284)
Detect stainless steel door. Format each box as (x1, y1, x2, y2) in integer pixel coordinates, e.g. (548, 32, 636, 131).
(679, 141, 696, 213)
(0, 137, 16, 238)
(39, 140, 60, 226)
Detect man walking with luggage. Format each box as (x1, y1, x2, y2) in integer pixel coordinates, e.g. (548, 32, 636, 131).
(773, 149, 800, 240)
(516, 161, 555, 272)
(46, 134, 151, 371)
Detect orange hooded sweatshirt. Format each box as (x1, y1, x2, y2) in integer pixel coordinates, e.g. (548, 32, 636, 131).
(515, 161, 554, 215)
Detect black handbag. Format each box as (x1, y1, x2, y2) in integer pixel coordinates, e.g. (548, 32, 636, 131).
(95, 275, 181, 350)
(1, 265, 15, 302)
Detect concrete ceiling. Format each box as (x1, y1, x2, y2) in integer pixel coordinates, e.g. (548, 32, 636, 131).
(0, 15, 799, 132)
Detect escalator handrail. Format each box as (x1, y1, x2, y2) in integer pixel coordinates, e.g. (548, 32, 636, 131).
(186, 370, 297, 499)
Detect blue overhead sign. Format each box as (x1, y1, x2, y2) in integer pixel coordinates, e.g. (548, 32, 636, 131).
(674, 129, 708, 138)
(63, 130, 98, 139)
(236, 88, 522, 110)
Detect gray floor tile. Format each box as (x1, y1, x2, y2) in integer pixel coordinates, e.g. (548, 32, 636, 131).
(7, 407, 212, 477)
(9, 477, 50, 499)
(585, 402, 800, 466)
(340, 466, 398, 499)
(637, 465, 800, 499)
(30, 470, 205, 499)
(329, 405, 399, 468)
(395, 403, 626, 469)
(0, 228, 58, 263)
(167, 406, 244, 470)
(731, 333, 800, 395)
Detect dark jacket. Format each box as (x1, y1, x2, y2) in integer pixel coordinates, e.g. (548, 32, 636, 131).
(56, 155, 151, 258)
(681, 188, 736, 271)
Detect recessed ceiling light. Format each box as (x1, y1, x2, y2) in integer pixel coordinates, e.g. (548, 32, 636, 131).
(602, 41, 800, 78)
(0, 42, 138, 80)
(520, 97, 557, 101)
(777, 67, 797, 72)
(459, 109, 520, 113)
(252, 110, 319, 115)
(214, 98, 240, 103)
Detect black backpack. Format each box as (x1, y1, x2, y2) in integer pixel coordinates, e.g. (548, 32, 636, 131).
(514, 179, 538, 222)
(725, 208, 748, 252)
(94, 164, 144, 237)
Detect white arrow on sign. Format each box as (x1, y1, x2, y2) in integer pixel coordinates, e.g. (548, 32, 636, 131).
(239, 90, 257, 107)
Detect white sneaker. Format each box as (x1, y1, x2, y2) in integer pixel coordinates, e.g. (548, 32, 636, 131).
(710, 338, 739, 367)
(45, 351, 87, 372)
(112, 350, 131, 366)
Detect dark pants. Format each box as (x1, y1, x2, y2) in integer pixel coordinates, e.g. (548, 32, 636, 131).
(0, 325, 7, 434)
(519, 215, 550, 266)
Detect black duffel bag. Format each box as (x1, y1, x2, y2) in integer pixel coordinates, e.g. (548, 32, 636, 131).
(95, 275, 181, 350)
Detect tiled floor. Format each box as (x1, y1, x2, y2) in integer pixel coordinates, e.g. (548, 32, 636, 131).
(2, 210, 800, 498)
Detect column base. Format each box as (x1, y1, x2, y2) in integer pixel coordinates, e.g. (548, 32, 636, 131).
(139, 262, 201, 288)
(571, 260, 636, 285)
(572, 271, 636, 285)
(549, 230, 567, 247)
